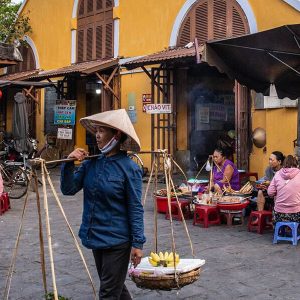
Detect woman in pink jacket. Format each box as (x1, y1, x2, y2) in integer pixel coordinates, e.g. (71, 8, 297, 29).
(267, 155, 300, 223)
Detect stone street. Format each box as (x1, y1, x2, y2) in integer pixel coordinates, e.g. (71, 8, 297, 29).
(1, 169, 300, 300)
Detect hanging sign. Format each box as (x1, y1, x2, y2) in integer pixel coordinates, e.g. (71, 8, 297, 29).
(145, 103, 172, 114)
(57, 128, 73, 140)
(142, 94, 152, 112)
(54, 100, 76, 125)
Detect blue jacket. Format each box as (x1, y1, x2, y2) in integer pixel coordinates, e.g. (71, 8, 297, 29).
(60, 152, 146, 250)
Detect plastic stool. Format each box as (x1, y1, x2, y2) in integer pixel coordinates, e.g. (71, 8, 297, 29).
(156, 196, 176, 213)
(0, 193, 10, 215)
(165, 200, 192, 221)
(273, 222, 300, 246)
(0, 197, 5, 215)
(248, 210, 273, 234)
(193, 205, 220, 228)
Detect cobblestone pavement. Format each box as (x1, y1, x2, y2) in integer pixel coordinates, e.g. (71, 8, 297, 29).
(1, 169, 300, 300)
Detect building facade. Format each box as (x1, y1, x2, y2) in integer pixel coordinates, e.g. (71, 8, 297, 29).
(1, 0, 299, 175)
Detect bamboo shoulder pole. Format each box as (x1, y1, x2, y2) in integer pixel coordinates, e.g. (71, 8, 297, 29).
(41, 161, 58, 300)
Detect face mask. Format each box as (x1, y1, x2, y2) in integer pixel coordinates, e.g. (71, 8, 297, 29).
(100, 136, 119, 154)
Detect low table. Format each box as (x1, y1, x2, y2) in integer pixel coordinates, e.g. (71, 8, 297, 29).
(217, 200, 250, 226)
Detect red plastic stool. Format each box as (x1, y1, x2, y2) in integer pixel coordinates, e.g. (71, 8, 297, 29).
(248, 210, 273, 234)
(0, 193, 9, 214)
(165, 200, 192, 221)
(156, 196, 176, 213)
(193, 205, 220, 228)
(0, 196, 5, 215)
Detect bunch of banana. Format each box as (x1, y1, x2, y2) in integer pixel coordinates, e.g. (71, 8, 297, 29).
(148, 251, 180, 267)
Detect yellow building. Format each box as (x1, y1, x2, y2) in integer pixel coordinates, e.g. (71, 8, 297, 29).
(1, 0, 300, 176)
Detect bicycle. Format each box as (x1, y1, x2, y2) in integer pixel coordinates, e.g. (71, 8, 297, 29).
(0, 161, 28, 199)
(35, 134, 61, 169)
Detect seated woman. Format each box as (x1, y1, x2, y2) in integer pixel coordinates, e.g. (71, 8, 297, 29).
(257, 151, 284, 211)
(210, 148, 240, 193)
(267, 155, 300, 223)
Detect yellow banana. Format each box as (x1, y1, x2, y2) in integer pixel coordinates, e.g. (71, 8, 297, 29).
(148, 257, 158, 267)
(151, 252, 160, 262)
(164, 251, 169, 260)
(175, 253, 180, 262)
(159, 252, 164, 261)
(167, 252, 175, 262)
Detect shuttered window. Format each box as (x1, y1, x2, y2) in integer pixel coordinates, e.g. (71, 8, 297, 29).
(177, 0, 249, 46)
(77, 0, 113, 62)
(7, 45, 36, 74)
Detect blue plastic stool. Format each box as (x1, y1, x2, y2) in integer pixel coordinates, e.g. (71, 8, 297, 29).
(273, 222, 300, 246)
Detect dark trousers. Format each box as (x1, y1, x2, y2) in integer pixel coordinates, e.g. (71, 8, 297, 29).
(92, 242, 132, 300)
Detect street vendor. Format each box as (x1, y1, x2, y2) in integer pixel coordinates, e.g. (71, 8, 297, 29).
(210, 147, 240, 193)
(60, 109, 146, 300)
(256, 151, 284, 211)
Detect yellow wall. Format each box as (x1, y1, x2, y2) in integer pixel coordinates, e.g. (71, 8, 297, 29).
(19, 1, 74, 147)
(16, 0, 300, 170)
(121, 69, 152, 166)
(249, 0, 300, 30)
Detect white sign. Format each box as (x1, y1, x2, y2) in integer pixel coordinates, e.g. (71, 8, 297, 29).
(57, 128, 73, 140)
(145, 103, 172, 114)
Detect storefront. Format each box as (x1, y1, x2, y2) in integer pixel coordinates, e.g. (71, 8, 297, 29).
(124, 47, 250, 173)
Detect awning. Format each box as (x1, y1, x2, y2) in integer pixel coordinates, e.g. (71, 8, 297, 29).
(203, 24, 300, 99)
(29, 58, 119, 81)
(123, 46, 200, 69)
(124, 24, 300, 99)
(0, 80, 54, 88)
(0, 69, 40, 81)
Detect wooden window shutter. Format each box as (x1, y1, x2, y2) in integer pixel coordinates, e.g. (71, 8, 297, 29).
(29, 49, 35, 70)
(77, 0, 113, 62)
(96, 0, 103, 10)
(86, 27, 93, 60)
(106, 0, 113, 9)
(212, 0, 227, 39)
(87, 0, 93, 13)
(195, 2, 208, 43)
(178, 17, 191, 46)
(78, 0, 85, 16)
(232, 7, 246, 36)
(77, 29, 84, 62)
(105, 22, 113, 57)
(96, 25, 103, 58)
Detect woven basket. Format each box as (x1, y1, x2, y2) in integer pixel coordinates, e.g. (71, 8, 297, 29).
(131, 267, 201, 291)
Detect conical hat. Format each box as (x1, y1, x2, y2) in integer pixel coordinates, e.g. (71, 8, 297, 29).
(80, 109, 140, 152)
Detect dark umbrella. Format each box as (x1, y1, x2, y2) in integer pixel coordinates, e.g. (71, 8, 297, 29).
(12, 92, 31, 153)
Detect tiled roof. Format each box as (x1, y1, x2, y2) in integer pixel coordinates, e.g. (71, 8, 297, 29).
(123, 45, 203, 69)
(29, 58, 118, 80)
(0, 69, 40, 81)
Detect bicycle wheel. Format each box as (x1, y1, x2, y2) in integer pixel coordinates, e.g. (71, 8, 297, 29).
(39, 145, 60, 169)
(2, 165, 28, 199)
(128, 153, 147, 177)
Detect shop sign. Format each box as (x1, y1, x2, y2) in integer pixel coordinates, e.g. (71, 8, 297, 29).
(57, 128, 73, 140)
(142, 94, 152, 112)
(145, 103, 172, 114)
(54, 100, 76, 125)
